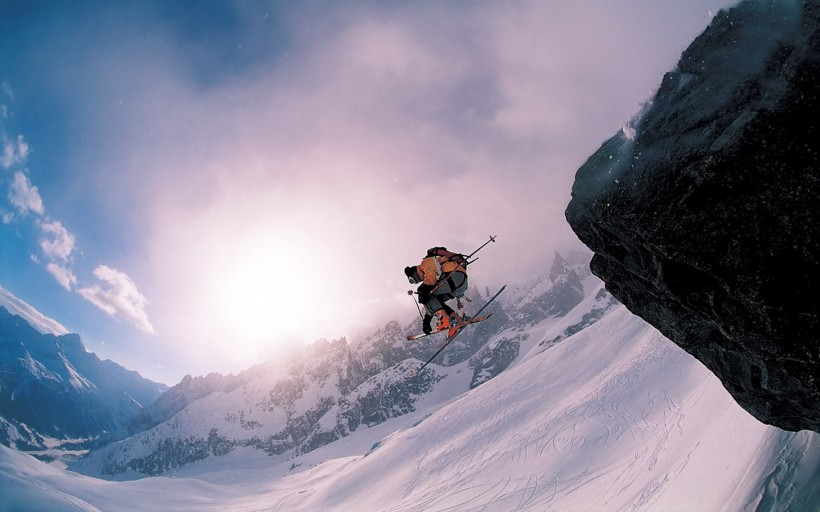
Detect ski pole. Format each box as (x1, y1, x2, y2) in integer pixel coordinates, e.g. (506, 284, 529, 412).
(408, 289, 425, 320)
(465, 235, 496, 264)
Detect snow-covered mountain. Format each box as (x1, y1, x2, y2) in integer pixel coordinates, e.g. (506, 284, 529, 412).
(71, 253, 594, 479)
(1, 252, 817, 511)
(0, 303, 167, 457)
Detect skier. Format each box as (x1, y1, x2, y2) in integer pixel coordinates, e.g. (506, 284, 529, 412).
(404, 247, 469, 334)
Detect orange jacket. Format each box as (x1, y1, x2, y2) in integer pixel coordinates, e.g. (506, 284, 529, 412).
(417, 255, 467, 286)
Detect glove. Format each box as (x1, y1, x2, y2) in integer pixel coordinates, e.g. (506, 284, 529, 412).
(422, 315, 433, 334)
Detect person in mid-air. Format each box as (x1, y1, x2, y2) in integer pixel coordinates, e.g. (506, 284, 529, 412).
(405, 247, 469, 334)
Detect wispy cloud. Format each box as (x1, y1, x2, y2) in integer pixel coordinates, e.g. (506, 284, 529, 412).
(1, 82, 14, 102)
(78, 265, 156, 335)
(1, 135, 29, 169)
(0, 284, 69, 336)
(37, 219, 76, 262)
(8, 171, 43, 215)
(46, 262, 78, 291)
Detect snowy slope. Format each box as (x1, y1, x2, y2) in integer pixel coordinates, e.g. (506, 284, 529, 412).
(261, 306, 819, 512)
(2, 297, 818, 510)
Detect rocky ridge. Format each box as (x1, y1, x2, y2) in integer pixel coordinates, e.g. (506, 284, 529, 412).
(566, 0, 819, 432)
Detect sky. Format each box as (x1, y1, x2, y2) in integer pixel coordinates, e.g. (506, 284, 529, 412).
(0, 0, 738, 385)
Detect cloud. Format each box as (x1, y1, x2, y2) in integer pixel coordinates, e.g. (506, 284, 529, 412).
(46, 262, 78, 291)
(0, 0, 738, 378)
(1, 82, 13, 101)
(77, 265, 156, 334)
(38, 219, 75, 261)
(1, 135, 29, 169)
(1, 92, 157, 340)
(83, 1, 604, 362)
(8, 171, 43, 215)
(1, 83, 15, 123)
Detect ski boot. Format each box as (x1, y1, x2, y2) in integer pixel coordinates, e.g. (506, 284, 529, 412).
(435, 309, 452, 331)
(436, 308, 467, 338)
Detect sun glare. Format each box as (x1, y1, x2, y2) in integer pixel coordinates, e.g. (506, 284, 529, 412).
(161, 197, 357, 368)
(208, 233, 316, 356)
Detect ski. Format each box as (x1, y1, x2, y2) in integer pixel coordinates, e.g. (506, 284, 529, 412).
(409, 285, 506, 377)
(406, 314, 491, 341)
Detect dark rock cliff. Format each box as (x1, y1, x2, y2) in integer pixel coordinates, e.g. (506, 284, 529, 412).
(566, 0, 819, 432)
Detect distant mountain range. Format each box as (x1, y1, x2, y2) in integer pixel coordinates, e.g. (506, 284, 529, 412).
(0, 303, 167, 457)
(0, 252, 591, 470)
(70, 251, 604, 478)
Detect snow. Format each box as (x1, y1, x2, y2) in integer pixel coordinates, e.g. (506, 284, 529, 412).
(2, 303, 818, 511)
(59, 353, 96, 392)
(17, 352, 60, 384)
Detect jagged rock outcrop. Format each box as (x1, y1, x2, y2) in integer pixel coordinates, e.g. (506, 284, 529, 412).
(537, 287, 620, 353)
(123, 372, 245, 437)
(508, 252, 586, 326)
(566, 0, 819, 432)
(469, 334, 522, 388)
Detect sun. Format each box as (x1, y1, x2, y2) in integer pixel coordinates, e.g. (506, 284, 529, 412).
(204, 231, 319, 357)
(223, 249, 309, 338)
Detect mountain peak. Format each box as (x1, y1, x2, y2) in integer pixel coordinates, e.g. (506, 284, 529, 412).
(56, 334, 86, 356)
(549, 251, 569, 280)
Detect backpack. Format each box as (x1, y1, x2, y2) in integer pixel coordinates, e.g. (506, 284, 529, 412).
(426, 247, 468, 266)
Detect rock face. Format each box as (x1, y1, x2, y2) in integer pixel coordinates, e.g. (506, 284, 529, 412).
(566, 0, 819, 432)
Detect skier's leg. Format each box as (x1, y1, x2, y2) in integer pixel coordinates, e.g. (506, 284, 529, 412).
(450, 272, 468, 297)
(425, 294, 444, 314)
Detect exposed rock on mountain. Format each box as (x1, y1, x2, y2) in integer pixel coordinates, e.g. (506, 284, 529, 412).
(124, 372, 245, 437)
(508, 251, 586, 326)
(469, 334, 522, 388)
(566, 0, 819, 432)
